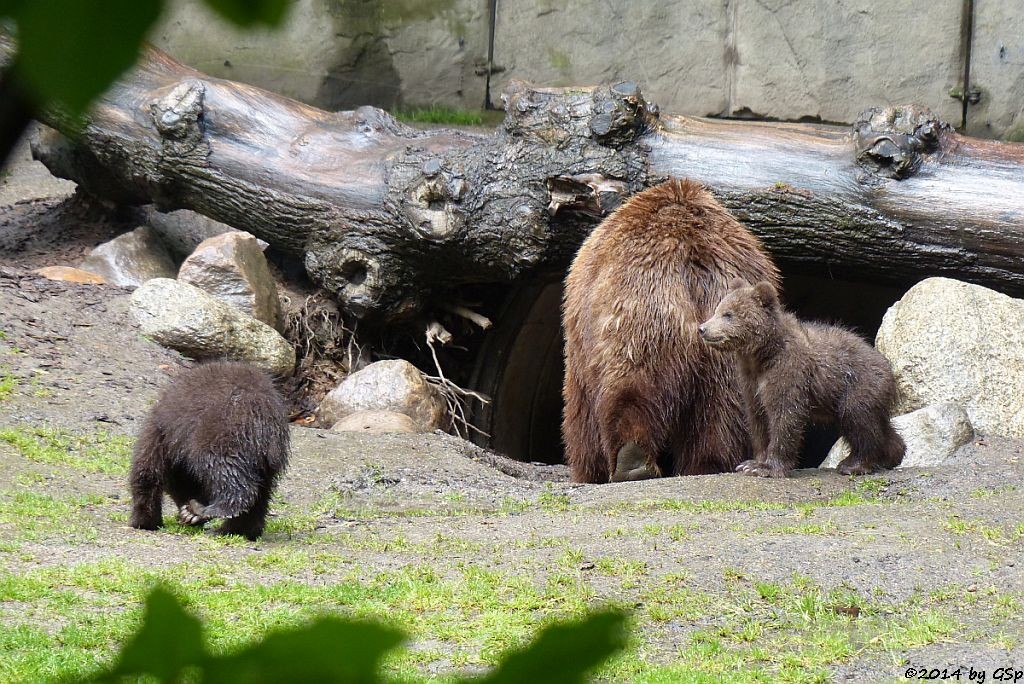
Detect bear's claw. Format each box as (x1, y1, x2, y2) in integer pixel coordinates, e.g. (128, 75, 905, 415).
(735, 459, 789, 478)
(177, 501, 209, 526)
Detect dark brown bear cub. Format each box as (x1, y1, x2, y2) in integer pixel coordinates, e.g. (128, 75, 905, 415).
(562, 178, 779, 483)
(699, 280, 904, 478)
(129, 361, 290, 540)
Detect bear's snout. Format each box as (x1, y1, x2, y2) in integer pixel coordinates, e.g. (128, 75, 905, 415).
(698, 323, 708, 338)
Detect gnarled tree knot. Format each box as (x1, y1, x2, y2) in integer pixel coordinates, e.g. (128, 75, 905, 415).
(853, 105, 951, 180)
(151, 80, 205, 142)
(501, 80, 658, 147)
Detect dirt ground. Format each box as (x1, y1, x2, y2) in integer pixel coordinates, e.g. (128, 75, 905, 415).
(1, 138, 1022, 682)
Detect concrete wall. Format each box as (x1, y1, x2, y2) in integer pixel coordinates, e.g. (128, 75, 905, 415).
(152, 0, 1022, 138)
(151, 0, 490, 111)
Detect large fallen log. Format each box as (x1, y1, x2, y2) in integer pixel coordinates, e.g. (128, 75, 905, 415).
(6, 35, 1024, 321)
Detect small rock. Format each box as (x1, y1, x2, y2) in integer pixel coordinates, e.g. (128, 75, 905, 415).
(130, 278, 294, 375)
(821, 403, 974, 469)
(178, 230, 283, 331)
(329, 410, 425, 434)
(79, 226, 177, 287)
(876, 277, 1024, 437)
(318, 359, 447, 430)
(32, 266, 106, 285)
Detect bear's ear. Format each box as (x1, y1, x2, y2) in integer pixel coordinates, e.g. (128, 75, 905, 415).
(753, 281, 779, 309)
(728, 278, 749, 291)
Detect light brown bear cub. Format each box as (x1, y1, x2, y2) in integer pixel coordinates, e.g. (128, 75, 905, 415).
(699, 280, 904, 478)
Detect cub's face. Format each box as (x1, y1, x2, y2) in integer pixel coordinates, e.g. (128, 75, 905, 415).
(698, 280, 778, 351)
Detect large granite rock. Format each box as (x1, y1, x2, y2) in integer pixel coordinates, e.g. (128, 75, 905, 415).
(821, 403, 975, 470)
(178, 230, 282, 331)
(318, 359, 446, 431)
(79, 226, 178, 288)
(876, 277, 1024, 437)
(130, 278, 294, 375)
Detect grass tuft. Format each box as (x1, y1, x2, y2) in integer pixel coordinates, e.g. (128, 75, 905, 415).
(392, 104, 486, 126)
(0, 426, 132, 475)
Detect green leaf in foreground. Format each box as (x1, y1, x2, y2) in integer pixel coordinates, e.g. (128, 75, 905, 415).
(12, 0, 164, 116)
(202, 0, 289, 27)
(204, 618, 406, 684)
(87, 587, 626, 683)
(474, 610, 628, 684)
(98, 586, 204, 683)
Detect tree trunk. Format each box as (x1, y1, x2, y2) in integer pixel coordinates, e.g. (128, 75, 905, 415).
(8, 36, 1024, 321)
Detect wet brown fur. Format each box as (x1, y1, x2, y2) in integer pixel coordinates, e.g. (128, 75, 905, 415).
(699, 281, 905, 477)
(562, 178, 780, 483)
(129, 361, 290, 540)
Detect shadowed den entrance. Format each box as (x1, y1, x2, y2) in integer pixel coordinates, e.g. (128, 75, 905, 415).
(470, 270, 908, 468)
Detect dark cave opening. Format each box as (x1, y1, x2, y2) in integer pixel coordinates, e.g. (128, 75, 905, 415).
(469, 270, 908, 469)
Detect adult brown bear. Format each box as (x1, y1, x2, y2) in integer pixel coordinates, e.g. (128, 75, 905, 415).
(562, 178, 779, 483)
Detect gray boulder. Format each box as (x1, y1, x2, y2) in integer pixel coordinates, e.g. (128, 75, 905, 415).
(142, 207, 234, 259)
(79, 226, 178, 287)
(330, 410, 424, 435)
(130, 278, 294, 375)
(178, 230, 282, 331)
(821, 403, 975, 470)
(876, 277, 1024, 437)
(318, 359, 447, 431)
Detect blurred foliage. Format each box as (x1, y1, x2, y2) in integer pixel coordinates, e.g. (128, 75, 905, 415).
(0, 0, 289, 118)
(87, 586, 627, 684)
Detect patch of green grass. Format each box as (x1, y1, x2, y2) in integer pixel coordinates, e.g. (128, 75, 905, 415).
(943, 515, 975, 535)
(0, 491, 108, 541)
(0, 426, 132, 475)
(12, 472, 46, 487)
(853, 477, 887, 497)
(755, 581, 782, 602)
(605, 480, 888, 518)
(762, 521, 840, 536)
(872, 610, 958, 650)
(608, 498, 790, 515)
(0, 549, 982, 684)
(943, 515, 1022, 547)
(537, 489, 572, 512)
(0, 368, 17, 401)
(310, 489, 494, 521)
(0, 556, 607, 683)
(558, 547, 586, 569)
(970, 485, 1018, 499)
(593, 557, 648, 579)
(499, 497, 531, 515)
(392, 104, 487, 126)
(604, 577, 955, 684)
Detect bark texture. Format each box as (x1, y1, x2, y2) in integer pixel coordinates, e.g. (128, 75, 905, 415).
(7, 36, 1024, 320)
